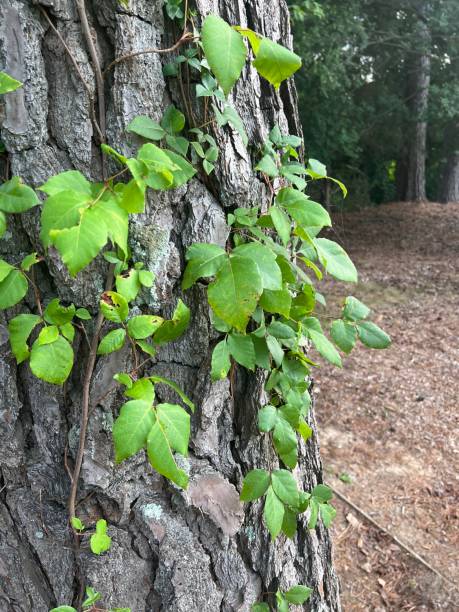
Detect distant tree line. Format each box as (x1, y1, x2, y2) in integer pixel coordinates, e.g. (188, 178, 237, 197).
(290, 0, 459, 205)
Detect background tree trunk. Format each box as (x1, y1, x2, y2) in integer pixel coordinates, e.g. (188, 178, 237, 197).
(0, 1, 340, 610)
(439, 122, 459, 203)
(404, 10, 431, 202)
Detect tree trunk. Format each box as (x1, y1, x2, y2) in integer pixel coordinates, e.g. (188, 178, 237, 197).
(0, 1, 340, 611)
(439, 122, 459, 203)
(404, 11, 431, 202)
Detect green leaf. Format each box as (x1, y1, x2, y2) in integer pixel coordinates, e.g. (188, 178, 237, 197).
(259, 288, 291, 318)
(252, 335, 271, 369)
(97, 195, 129, 256)
(75, 308, 91, 320)
(125, 378, 155, 403)
(273, 417, 298, 468)
(297, 419, 313, 442)
(135, 144, 177, 189)
(314, 238, 357, 283)
(0, 211, 6, 238)
(276, 592, 289, 612)
(127, 315, 163, 339)
(330, 320, 357, 354)
(82, 586, 101, 608)
(251, 604, 269, 612)
(0, 259, 13, 282)
(90, 519, 111, 555)
(0, 71, 22, 94)
(162, 149, 196, 188)
(182, 243, 226, 289)
(232, 242, 282, 290)
(44, 298, 76, 325)
(136, 339, 156, 355)
(320, 503, 337, 528)
(263, 485, 284, 539)
(20, 252, 40, 271)
(308, 329, 342, 367)
(37, 325, 59, 346)
(266, 334, 284, 367)
(39, 170, 92, 197)
(211, 339, 231, 381)
(252, 38, 301, 89)
(60, 322, 75, 343)
(271, 469, 299, 508)
(161, 105, 186, 134)
(276, 187, 331, 228)
(156, 403, 190, 456)
(40, 190, 91, 248)
(0, 177, 39, 213)
(97, 328, 126, 355)
(101, 144, 127, 165)
(312, 484, 333, 503)
(258, 404, 277, 432)
(70, 516, 85, 531)
(284, 585, 313, 604)
(116, 269, 141, 302)
(113, 400, 155, 462)
(240, 469, 270, 501)
(49, 206, 108, 276)
(201, 15, 247, 96)
(227, 332, 256, 370)
(212, 102, 248, 146)
(0, 269, 28, 309)
(208, 256, 263, 332)
(149, 375, 195, 412)
(100, 291, 129, 323)
(139, 269, 154, 287)
(153, 299, 190, 344)
(255, 154, 278, 177)
(114, 372, 133, 388)
(147, 419, 189, 488)
(166, 134, 189, 156)
(30, 335, 74, 384)
(127, 115, 165, 140)
(270, 206, 291, 246)
(343, 296, 370, 321)
(118, 177, 145, 214)
(308, 497, 320, 529)
(8, 313, 42, 364)
(356, 321, 391, 349)
(50, 607, 77, 612)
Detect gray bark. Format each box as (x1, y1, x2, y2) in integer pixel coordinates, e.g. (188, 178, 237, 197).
(0, 1, 340, 610)
(439, 122, 459, 203)
(404, 10, 431, 202)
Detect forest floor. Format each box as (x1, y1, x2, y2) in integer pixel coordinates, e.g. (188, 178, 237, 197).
(315, 202, 458, 611)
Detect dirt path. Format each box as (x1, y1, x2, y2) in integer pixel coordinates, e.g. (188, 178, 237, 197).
(315, 202, 459, 611)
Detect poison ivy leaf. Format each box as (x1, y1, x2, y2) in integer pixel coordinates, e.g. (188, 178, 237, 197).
(49, 206, 108, 276)
(82, 586, 101, 608)
(37, 325, 59, 346)
(308, 497, 320, 529)
(114, 372, 133, 388)
(212, 102, 248, 145)
(0, 259, 13, 282)
(356, 321, 391, 349)
(97, 195, 129, 256)
(284, 585, 313, 604)
(201, 15, 247, 96)
(101, 144, 127, 165)
(20, 252, 40, 271)
(0, 176, 39, 213)
(0, 211, 6, 238)
(147, 419, 189, 488)
(153, 299, 190, 344)
(0, 71, 22, 93)
(136, 143, 177, 189)
(156, 403, 190, 456)
(306, 158, 327, 178)
(263, 485, 284, 539)
(50, 607, 77, 612)
(208, 256, 263, 332)
(29, 335, 74, 384)
(100, 291, 129, 323)
(44, 298, 76, 325)
(232, 242, 282, 290)
(90, 519, 111, 555)
(276, 187, 331, 228)
(39, 170, 92, 197)
(251, 604, 269, 612)
(127, 315, 163, 339)
(113, 400, 155, 462)
(252, 38, 301, 89)
(40, 190, 91, 248)
(259, 288, 291, 318)
(314, 238, 358, 283)
(270, 206, 291, 246)
(139, 269, 154, 287)
(0, 269, 28, 309)
(276, 255, 296, 283)
(282, 507, 298, 538)
(251, 335, 271, 369)
(343, 296, 370, 321)
(166, 134, 189, 156)
(308, 329, 342, 367)
(312, 484, 333, 503)
(60, 322, 75, 343)
(116, 269, 141, 302)
(137, 338, 154, 354)
(297, 419, 313, 442)
(161, 104, 186, 134)
(182, 243, 226, 289)
(149, 375, 195, 412)
(8, 313, 41, 363)
(258, 404, 277, 432)
(211, 339, 231, 381)
(271, 469, 299, 508)
(118, 176, 145, 213)
(330, 320, 357, 354)
(75, 308, 91, 320)
(97, 328, 126, 355)
(240, 469, 270, 501)
(125, 378, 155, 403)
(276, 592, 289, 612)
(273, 417, 298, 468)
(228, 332, 256, 370)
(127, 115, 165, 140)
(266, 334, 284, 367)
(70, 516, 85, 531)
(162, 149, 196, 188)
(320, 502, 337, 528)
(255, 154, 278, 177)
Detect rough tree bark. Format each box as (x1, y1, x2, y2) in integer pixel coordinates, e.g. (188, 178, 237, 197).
(0, 1, 340, 610)
(403, 8, 431, 203)
(439, 122, 459, 203)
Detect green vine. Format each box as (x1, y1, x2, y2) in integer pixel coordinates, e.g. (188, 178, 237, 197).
(0, 5, 390, 612)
